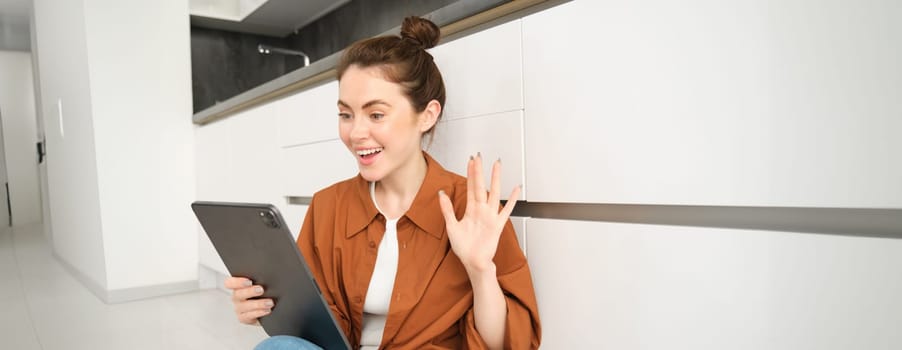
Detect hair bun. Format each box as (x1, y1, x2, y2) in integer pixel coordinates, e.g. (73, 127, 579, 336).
(400, 16, 440, 49)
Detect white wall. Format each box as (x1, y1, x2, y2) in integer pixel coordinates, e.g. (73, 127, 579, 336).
(33, 0, 197, 298)
(83, 0, 197, 291)
(0, 13, 31, 52)
(0, 51, 42, 226)
(32, 0, 108, 290)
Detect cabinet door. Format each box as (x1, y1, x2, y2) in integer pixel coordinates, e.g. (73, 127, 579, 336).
(196, 103, 288, 274)
(195, 116, 233, 275)
(281, 140, 359, 198)
(429, 110, 526, 200)
(229, 103, 284, 205)
(431, 19, 523, 120)
(522, 0, 902, 207)
(282, 204, 309, 242)
(509, 216, 527, 255)
(277, 81, 339, 148)
(526, 218, 902, 349)
(195, 118, 232, 202)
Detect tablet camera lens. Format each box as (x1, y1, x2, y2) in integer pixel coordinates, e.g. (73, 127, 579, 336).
(260, 211, 279, 228)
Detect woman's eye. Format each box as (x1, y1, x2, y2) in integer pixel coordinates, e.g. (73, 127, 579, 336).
(338, 113, 351, 120)
(370, 113, 384, 120)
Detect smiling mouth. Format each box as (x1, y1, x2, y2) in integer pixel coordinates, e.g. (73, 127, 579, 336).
(356, 147, 383, 160)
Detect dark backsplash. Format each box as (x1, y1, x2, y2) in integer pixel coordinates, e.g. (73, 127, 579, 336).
(190, 27, 303, 113)
(191, 0, 459, 113)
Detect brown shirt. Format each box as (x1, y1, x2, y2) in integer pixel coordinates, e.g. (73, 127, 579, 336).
(297, 152, 541, 349)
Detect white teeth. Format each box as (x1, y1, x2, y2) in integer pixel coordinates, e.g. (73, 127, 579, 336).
(356, 148, 383, 156)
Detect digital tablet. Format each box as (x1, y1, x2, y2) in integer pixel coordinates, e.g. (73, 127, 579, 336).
(191, 201, 351, 350)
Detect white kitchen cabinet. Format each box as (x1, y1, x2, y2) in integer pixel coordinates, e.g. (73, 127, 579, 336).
(527, 218, 902, 349)
(429, 110, 526, 200)
(195, 118, 232, 203)
(431, 19, 523, 120)
(522, 0, 902, 208)
(281, 139, 359, 198)
(195, 117, 232, 275)
(229, 103, 285, 206)
(196, 103, 290, 275)
(282, 204, 309, 241)
(509, 216, 527, 256)
(277, 81, 339, 148)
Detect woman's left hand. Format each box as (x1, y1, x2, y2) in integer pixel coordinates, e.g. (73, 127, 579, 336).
(438, 153, 521, 273)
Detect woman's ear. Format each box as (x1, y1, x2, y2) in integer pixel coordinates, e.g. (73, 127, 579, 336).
(418, 100, 442, 132)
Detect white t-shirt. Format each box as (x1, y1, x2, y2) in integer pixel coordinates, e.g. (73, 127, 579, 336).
(360, 182, 399, 350)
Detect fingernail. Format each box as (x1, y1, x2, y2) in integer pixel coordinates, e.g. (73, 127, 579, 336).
(469, 155, 474, 160)
(477, 151, 481, 158)
(254, 286, 263, 294)
(498, 157, 502, 164)
(242, 280, 252, 287)
(265, 300, 274, 307)
(438, 190, 445, 197)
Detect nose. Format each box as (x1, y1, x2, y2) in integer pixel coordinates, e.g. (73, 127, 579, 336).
(348, 116, 369, 141)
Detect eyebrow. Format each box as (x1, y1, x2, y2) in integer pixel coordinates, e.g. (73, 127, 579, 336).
(337, 99, 392, 109)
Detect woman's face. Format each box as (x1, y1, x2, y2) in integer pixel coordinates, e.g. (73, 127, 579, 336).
(338, 65, 434, 182)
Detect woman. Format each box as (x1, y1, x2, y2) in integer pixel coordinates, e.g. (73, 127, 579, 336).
(226, 16, 541, 350)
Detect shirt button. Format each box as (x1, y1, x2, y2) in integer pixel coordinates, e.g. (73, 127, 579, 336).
(368, 241, 376, 248)
(354, 296, 362, 303)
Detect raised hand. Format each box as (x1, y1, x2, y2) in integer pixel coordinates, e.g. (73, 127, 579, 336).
(438, 153, 521, 273)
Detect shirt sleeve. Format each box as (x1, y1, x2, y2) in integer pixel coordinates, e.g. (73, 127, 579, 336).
(459, 219, 542, 350)
(296, 196, 353, 340)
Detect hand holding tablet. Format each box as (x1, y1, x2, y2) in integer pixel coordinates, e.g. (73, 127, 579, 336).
(224, 276, 273, 325)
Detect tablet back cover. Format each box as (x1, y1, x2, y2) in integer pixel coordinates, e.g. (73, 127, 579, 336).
(192, 201, 351, 350)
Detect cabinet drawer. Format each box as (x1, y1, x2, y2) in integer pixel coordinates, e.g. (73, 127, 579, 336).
(526, 218, 902, 349)
(281, 140, 358, 197)
(431, 19, 522, 120)
(277, 81, 339, 147)
(429, 110, 526, 200)
(522, 0, 902, 207)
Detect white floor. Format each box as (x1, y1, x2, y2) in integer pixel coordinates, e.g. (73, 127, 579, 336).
(0, 223, 269, 350)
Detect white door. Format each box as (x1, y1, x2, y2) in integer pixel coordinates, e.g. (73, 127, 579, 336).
(30, 32, 52, 241)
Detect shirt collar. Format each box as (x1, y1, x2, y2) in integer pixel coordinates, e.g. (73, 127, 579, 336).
(346, 151, 450, 240)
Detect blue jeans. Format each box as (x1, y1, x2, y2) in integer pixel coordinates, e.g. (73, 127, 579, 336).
(254, 335, 325, 350)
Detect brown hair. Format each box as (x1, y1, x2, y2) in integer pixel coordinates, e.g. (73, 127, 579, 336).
(337, 16, 446, 139)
